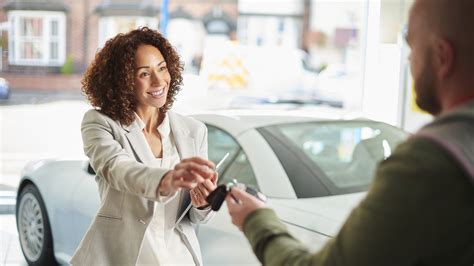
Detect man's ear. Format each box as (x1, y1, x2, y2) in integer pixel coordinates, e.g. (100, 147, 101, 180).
(435, 37, 455, 78)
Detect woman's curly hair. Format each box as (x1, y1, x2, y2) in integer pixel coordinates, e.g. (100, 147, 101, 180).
(82, 27, 184, 126)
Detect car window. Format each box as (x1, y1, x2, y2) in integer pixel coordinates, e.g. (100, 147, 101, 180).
(207, 125, 259, 189)
(260, 121, 408, 197)
(222, 149, 258, 188)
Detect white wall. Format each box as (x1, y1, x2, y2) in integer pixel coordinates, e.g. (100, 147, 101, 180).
(361, 0, 432, 132)
(362, 0, 404, 126)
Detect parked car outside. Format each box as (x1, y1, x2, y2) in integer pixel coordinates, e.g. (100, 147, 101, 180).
(0, 77, 10, 100)
(15, 110, 408, 265)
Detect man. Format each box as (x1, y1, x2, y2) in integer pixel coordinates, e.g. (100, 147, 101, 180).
(225, 0, 474, 265)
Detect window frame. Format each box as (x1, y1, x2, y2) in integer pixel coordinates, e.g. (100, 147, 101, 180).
(206, 124, 260, 189)
(98, 16, 158, 48)
(8, 10, 66, 66)
(258, 120, 408, 197)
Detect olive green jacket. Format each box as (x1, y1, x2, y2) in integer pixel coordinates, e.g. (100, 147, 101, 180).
(244, 103, 474, 266)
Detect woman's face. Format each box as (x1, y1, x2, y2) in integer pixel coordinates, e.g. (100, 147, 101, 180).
(134, 44, 171, 112)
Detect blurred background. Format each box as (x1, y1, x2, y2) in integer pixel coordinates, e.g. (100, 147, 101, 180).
(0, 1, 435, 264)
(0, 0, 432, 186)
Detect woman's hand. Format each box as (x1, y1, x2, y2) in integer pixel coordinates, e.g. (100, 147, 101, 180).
(157, 157, 215, 197)
(190, 171, 218, 208)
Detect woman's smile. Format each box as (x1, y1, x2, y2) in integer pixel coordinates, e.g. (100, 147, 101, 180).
(147, 88, 166, 98)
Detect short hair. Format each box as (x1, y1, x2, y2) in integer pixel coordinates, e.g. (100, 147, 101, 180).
(82, 27, 184, 126)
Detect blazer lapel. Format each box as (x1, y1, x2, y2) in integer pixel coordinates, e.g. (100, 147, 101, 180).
(123, 120, 155, 166)
(168, 112, 197, 218)
(169, 111, 196, 159)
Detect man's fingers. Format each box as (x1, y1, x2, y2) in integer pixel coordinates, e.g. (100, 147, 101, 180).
(229, 187, 252, 203)
(225, 192, 239, 205)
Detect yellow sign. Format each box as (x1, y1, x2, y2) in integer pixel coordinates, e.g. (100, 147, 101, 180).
(206, 55, 249, 89)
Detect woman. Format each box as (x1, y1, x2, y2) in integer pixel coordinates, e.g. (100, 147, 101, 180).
(71, 27, 217, 266)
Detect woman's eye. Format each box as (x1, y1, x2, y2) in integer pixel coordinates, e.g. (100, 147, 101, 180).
(139, 72, 150, 77)
(160, 66, 167, 71)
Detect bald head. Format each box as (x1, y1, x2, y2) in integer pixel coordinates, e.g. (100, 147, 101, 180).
(409, 0, 474, 113)
(414, 0, 474, 69)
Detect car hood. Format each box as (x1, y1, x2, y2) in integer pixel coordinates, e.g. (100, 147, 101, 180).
(268, 192, 366, 237)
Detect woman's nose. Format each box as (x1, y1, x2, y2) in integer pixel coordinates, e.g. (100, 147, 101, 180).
(151, 71, 161, 85)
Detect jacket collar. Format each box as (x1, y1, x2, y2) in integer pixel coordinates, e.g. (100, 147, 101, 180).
(133, 112, 172, 137)
(122, 111, 195, 164)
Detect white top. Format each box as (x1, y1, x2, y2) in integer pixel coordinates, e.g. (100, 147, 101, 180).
(136, 114, 195, 266)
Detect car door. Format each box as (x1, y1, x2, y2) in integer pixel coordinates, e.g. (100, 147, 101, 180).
(197, 125, 261, 265)
(70, 162, 100, 256)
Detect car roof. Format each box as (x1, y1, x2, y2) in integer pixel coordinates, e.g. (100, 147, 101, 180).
(190, 108, 367, 136)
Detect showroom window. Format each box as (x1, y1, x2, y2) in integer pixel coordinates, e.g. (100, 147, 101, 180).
(8, 11, 66, 66)
(98, 16, 158, 48)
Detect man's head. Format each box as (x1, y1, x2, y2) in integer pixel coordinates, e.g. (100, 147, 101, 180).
(407, 0, 474, 115)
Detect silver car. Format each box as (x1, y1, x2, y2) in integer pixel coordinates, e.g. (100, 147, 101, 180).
(16, 110, 408, 265)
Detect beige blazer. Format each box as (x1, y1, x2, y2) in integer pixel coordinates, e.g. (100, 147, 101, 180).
(71, 109, 214, 266)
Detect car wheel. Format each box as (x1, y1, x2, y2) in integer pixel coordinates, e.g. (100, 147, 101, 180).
(16, 184, 57, 265)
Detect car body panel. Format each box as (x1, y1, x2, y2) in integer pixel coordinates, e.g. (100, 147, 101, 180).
(236, 130, 297, 198)
(19, 160, 90, 263)
(191, 110, 345, 136)
(70, 170, 100, 251)
(271, 192, 366, 235)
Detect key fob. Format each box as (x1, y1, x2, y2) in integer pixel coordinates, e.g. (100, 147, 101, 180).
(206, 184, 228, 211)
(206, 181, 267, 211)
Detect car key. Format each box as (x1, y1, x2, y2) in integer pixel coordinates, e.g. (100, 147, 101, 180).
(206, 184, 228, 211)
(176, 152, 232, 223)
(206, 180, 266, 211)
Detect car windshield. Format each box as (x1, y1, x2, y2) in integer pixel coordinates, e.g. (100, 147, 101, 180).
(259, 121, 408, 197)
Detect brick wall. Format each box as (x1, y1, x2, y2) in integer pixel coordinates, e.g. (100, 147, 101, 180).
(0, 0, 238, 92)
(66, 0, 102, 72)
(2, 73, 82, 91)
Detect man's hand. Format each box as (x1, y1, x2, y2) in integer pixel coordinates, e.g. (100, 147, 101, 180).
(190, 171, 218, 208)
(225, 187, 265, 231)
(158, 157, 215, 196)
